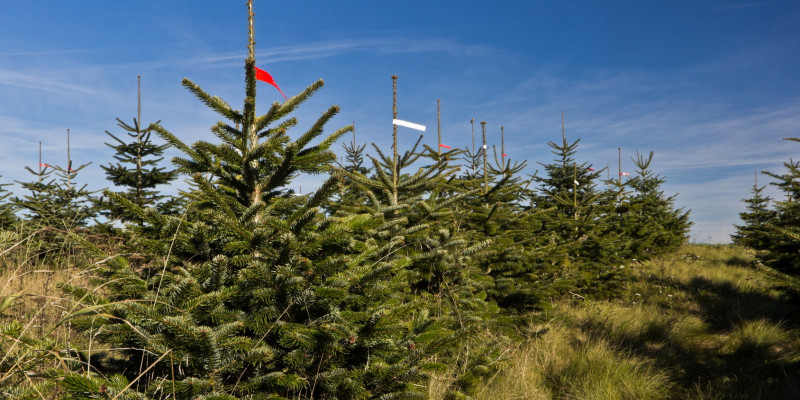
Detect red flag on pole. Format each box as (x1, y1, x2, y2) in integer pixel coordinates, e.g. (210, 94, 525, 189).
(619, 172, 630, 176)
(254, 66, 288, 100)
(439, 144, 451, 149)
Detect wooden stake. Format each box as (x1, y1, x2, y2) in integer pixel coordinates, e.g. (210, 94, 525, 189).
(501, 126, 506, 177)
(501, 126, 505, 159)
(470, 118, 475, 175)
(481, 121, 487, 194)
(392, 75, 399, 203)
(137, 75, 142, 131)
(618, 147, 622, 204)
(437, 99, 441, 156)
(136, 76, 143, 204)
(67, 128, 71, 188)
(38, 141, 42, 182)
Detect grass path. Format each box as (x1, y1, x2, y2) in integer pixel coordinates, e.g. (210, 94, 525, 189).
(467, 245, 800, 399)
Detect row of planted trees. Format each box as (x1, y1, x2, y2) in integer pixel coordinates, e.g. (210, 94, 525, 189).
(0, 9, 690, 400)
(733, 137, 800, 276)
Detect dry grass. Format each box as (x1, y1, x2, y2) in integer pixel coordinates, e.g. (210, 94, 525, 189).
(0, 229, 102, 398)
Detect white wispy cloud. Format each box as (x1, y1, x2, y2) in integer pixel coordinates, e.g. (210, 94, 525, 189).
(190, 37, 486, 66)
(0, 68, 98, 96)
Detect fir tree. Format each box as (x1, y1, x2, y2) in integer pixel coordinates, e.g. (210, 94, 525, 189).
(102, 76, 179, 223)
(62, 6, 465, 399)
(451, 123, 545, 312)
(0, 175, 16, 228)
(333, 79, 504, 396)
(623, 151, 691, 260)
(13, 151, 96, 230)
(532, 114, 611, 266)
(759, 138, 800, 273)
(731, 174, 777, 252)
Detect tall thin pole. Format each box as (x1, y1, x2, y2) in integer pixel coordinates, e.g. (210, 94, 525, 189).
(137, 75, 142, 130)
(136, 75, 143, 204)
(67, 129, 72, 188)
(561, 110, 566, 144)
(481, 121, 487, 194)
(392, 75, 399, 203)
(754, 171, 758, 188)
(617, 147, 622, 204)
(437, 99, 441, 156)
(470, 118, 475, 176)
(38, 141, 42, 182)
(501, 126, 506, 177)
(501, 126, 505, 159)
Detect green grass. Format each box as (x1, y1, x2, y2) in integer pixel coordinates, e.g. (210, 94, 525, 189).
(439, 244, 800, 399)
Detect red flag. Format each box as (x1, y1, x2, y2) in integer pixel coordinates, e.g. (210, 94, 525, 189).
(503, 153, 507, 157)
(587, 167, 595, 171)
(619, 172, 630, 176)
(439, 144, 451, 149)
(39, 163, 51, 168)
(254, 66, 288, 100)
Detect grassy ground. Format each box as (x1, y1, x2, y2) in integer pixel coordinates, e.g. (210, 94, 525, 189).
(5, 238, 800, 399)
(0, 229, 98, 398)
(436, 244, 800, 399)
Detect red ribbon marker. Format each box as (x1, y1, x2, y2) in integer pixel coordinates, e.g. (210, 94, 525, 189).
(254, 66, 288, 100)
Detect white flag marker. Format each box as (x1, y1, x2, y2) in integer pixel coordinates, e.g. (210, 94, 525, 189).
(393, 119, 426, 131)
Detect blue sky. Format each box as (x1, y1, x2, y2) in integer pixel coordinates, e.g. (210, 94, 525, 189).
(1, 1, 799, 242)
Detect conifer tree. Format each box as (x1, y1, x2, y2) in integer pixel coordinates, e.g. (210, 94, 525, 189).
(102, 76, 179, 223)
(333, 79, 503, 396)
(532, 114, 610, 265)
(758, 137, 800, 273)
(623, 151, 691, 259)
(13, 140, 96, 230)
(326, 129, 371, 215)
(731, 176, 777, 251)
(451, 123, 544, 312)
(62, 5, 470, 399)
(0, 175, 16, 228)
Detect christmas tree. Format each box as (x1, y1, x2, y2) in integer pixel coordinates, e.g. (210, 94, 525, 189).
(101, 76, 179, 223)
(61, 4, 468, 399)
(731, 176, 777, 252)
